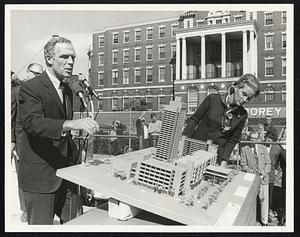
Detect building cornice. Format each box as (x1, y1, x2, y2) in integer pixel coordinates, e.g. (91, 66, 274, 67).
(96, 84, 173, 92)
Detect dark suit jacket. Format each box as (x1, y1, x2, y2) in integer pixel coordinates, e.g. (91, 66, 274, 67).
(11, 84, 21, 144)
(183, 93, 247, 163)
(269, 145, 282, 184)
(18, 71, 78, 193)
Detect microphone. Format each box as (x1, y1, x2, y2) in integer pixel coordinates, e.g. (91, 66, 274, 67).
(78, 73, 99, 99)
(72, 79, 87, 108)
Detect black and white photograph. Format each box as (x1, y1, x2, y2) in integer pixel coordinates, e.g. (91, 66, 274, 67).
(5, 4, 293, 232)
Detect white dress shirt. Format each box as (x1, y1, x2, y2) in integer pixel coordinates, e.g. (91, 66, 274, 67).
(46, 70, 64, 103)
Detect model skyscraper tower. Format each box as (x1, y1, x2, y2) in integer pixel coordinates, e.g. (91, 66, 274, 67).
(155, 97, 186, 162)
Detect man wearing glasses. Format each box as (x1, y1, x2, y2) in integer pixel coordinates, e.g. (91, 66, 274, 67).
(183, 74, 260, 168)
(26, 63, 43, 80)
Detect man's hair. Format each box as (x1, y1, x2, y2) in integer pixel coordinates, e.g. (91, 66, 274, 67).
(44, 36, 72, 66)
(151, 112, 157, 119)
(234, 74, 260, 97)
(27, 63, 43, 71)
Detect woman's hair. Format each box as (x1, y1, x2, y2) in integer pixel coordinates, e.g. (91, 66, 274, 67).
(150, 113, 157, 119)
(234, 74, 260, 97)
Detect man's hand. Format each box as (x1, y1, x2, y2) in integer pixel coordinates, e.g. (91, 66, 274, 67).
(63, 118, 99, 135)
(11, 142, 16, 153)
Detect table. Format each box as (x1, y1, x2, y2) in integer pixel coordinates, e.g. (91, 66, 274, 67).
(57, 157, 260, 226)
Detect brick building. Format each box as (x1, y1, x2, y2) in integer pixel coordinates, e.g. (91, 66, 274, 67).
(89, 10, 287, 122)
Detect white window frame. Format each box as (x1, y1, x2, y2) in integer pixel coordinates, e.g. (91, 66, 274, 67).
(187, 88, 198, 113)
(264, 33, 274, 50)
(123, 30, 130, 43)
(134, 47, 141, 62)
(135, 29, 141, 41)
(282, 32, 287, 49)
(122, 93, 130, 110)
(112, 50, 118, 64)
(98, 35, 104, 48)
(145, 92, 153, 110)
(196, 19, 205, 27)
(112, 97, 118, 111)
(97, 71, 104, 86)
(134, 67, 141, 84)
(158, 25, 166, 39)
(282, 56, 286, 76)
(123, 68, 129, 85)
(158, 66, 165, 82)
(123, 49, 129, 63)
(146, 66, 153, 83)
(158, 45, 166, 59)
(282, 11, 287, 24)
(146, 27, 153, 40)
(264, 87, 275, 102)
(171, 23, 178, 37)
(112, 69, 118, 85)
(146, 46, 153, 61)
(281, 87, 286, 102)
(265, 12, 273, 26)
(112, 32, 119, 45)
(171, 43, 176, 57)
(265, 57, 274, 76)
(158, 91, 166, 109)
(98, 97, 103, 111)
(98, 52, 104, 66)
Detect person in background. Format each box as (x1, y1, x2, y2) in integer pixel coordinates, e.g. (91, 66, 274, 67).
(264, 115, 277, 139)
(183, 74, 260, 167)
(257, 123, 266, 141)
(136, 112, 149, 149)
(109, 120, 122, 156)
(240, 132, 271, 226)
(11, 71, 28, 222)
(264, 127, 281, 223)
(148, 112, 162, 147)
(26, 63, 44, 81)
(240, 118, 253, 141)
(18, 36, 99, 224)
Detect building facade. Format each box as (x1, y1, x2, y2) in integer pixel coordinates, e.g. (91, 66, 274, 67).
(90, 10, 286, 120)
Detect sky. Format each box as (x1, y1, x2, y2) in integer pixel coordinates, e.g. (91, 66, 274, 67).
(9, 7, 182, 79)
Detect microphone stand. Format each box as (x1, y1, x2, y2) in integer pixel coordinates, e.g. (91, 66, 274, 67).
(84, 93, 95, 163)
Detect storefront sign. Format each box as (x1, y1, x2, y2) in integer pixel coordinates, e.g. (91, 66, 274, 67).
(244, 107, 286, 118)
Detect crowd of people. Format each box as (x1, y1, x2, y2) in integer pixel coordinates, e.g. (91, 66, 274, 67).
(10, 35, 286, 227)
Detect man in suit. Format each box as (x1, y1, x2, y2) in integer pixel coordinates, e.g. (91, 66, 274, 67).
(183, 74, 260, 167)
(136, 112, 149, 149)
(240, 132, 271, 226)
(18, 36, 99, 224)
(25, 63, 44, 81)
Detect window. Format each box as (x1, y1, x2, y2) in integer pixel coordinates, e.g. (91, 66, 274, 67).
(134, 68, 141, 83)
(147, 28, 153, 40)
(98, 71, 104, 86)
(216, 19, 222, 24)
(159, 45, 166, 59)
(265, 58, 274, 76)
(98, 36, 104, 47)
(113, 33, 119, 44)
(207, 86, 219, 95)
(98, 53, 104, 66)
(282, 33, 286, 49)
(146, 67, 153, 83)
(265, 34, 274, 50)
(123, 49, 129, 63)
(234, 16, 242, 22)
(135, 29, 141, 41)
(282, 57, 286, 75)
(122, 93, 130, 110)
(281, 86, 286, 102)
(135, 48, 141, 62)
(112, 70, 118, 85)
(123, 69, 129, 84)
(158, 66, 165, 82)
(171, 44, 176, 57)
(184, 19, 193, 28)
(196, 20, 205, 27)
(98, 98, 103, 111)
(146, 46, 153, 61)
(124, 31, 130, 43)
(158, 91, 166, 109)
(265, 12, 273, 26)
(282, 11, 287, 24)
(188, 88, 198, 113)
(159, 26, 166, 38)
(112, 50, 118, 64)
(145, 92, 153, 110)
(171, 24, 178, 37)
(264, 87, 275, 102)
(133, 92, 141, 104)
(112, 97, 118, 111)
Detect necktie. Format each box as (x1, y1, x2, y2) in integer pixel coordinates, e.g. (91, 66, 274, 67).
(59, 81, 68, 119)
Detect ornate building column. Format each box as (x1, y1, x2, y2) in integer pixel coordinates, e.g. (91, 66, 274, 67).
(182, 37, 187, 79)
(221, 32, 226, 78)
(250, 30, 255, 75)
(176, 38, 181, 79)
(201, 35, 206, 79)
